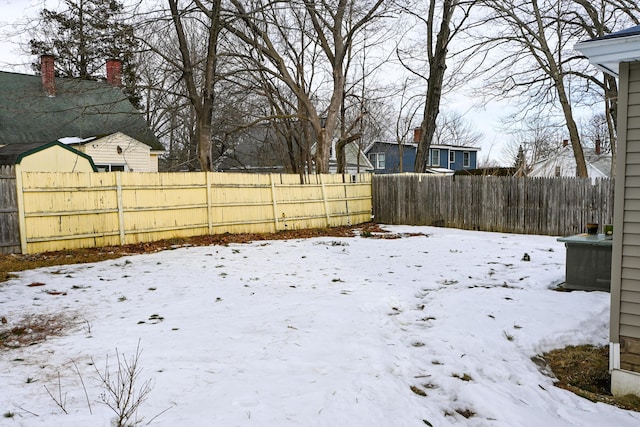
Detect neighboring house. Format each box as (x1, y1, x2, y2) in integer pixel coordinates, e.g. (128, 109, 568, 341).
(577, 25, 640, 397)
(0, 140, 96, 172)
(328, 142, 374, 174)
(527, 141, 612, 183)
(61, 133, 158, 172)
(216, 124, 298, 173)
(217, 124, 373, 174)
(365, 129, 480, 174)
(0, 55, 163, 172)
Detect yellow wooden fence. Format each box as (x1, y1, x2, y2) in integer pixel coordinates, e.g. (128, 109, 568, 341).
(15, 168, 372, 254)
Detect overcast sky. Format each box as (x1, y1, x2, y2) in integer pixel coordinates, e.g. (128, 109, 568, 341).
(0, 0, 46, 72)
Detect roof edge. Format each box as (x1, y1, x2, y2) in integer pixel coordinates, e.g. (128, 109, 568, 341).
(575, 32, 640, 78)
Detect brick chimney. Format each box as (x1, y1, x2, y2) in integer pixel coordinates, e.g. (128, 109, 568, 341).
(40, 54, 56, 97)
(106, 59, 123, 87)
(595, 139, 601, 155)
(413, 127, 422, 144)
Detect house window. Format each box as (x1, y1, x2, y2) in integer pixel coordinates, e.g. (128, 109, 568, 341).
(463, 152, 470, 168)
(368, 152, 385, 169)
(449, 151, 455, 165)
(431, 149, 440, 166)
(96, 164, 126, 172)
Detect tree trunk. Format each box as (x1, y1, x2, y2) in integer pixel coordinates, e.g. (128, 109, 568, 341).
(336, 139, 347, 174)
(197, 116, 213, 171)
(604, 73, 618, 174)
(555, 72, 587, 177)
(336, 133, 361, 173)
(168, 0, 220, 172)
(414, 0, 453, 173)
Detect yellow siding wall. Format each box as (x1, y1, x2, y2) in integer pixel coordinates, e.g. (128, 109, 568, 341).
(16, 171, 372, 254)
(19, 146, 95, 172)
(76, 132, 157, 172)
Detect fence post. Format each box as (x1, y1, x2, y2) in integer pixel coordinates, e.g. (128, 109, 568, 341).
(319, 174, 330, 226)
(270, 174, 279, 231)
(343, 174, 351, 226)
(116, 172, 126, 245)
(206, 172, 213, 235)
(14, 165, 28, 254)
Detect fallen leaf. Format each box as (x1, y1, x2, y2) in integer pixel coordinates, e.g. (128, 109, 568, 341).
(27, 282, 46, 287)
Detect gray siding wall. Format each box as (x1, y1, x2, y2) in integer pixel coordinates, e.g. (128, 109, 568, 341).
(613, 62, 640, 350)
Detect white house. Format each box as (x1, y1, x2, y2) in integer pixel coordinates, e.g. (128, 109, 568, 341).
(527, 142, 612, 183)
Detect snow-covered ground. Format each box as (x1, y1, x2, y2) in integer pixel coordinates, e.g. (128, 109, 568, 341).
(0, 225, 637, 426)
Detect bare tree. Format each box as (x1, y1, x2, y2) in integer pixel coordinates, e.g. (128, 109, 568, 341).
(335, 20, 396, 174)
(580, 112, 612, 155)
(139, 7, 271, 172)
(225, 0, 387, 173)
(135, 27, 200, 170)
(500, 114, 564, 170)
(566, 0, 640, 170)
(482, 0, 636, 177)
(396, 0, 477, 173)
(392, 78, 422, 173)
(229, 7, 323, 176)
(163, 0, 222, 172)
(433, 110, 484, 147)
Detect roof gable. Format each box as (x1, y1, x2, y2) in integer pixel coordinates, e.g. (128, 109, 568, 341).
(0, 71, 163, 151)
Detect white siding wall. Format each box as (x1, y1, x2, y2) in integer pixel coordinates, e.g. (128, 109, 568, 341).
(76, 132, 156, 172)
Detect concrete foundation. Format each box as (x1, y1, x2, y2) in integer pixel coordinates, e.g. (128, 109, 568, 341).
(611, 369, 640, 397)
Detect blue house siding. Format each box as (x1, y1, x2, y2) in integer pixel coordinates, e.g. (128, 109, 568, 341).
(367, 142, 417, 174)
(447, 150, 477, 170)
(366, 141, 479, 174)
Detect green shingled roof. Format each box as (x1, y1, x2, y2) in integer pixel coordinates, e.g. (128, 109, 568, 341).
(0, 71, 163, 151)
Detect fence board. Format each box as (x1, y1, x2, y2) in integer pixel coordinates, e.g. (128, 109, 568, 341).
(0, 165, 20, 254)
(373, 174, 614, 236)
(16, 171, 372, 254)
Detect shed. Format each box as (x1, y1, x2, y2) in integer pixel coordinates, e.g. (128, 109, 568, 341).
(576, 25, 640, 397)
(0, 141, 96, 172)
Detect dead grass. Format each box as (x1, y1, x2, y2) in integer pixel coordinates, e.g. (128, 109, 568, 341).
(0, 313, 76, 349)
(0, 251, 124, 283)
(0, 223, 387, 284)
(542, 344, 640, 412)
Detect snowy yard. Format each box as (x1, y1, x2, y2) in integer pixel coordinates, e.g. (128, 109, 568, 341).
(1, 225, 639, 426)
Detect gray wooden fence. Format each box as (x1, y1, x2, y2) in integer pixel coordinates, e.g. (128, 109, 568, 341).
(372, 174, 615, 236)
(0, 165, 20, 254)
